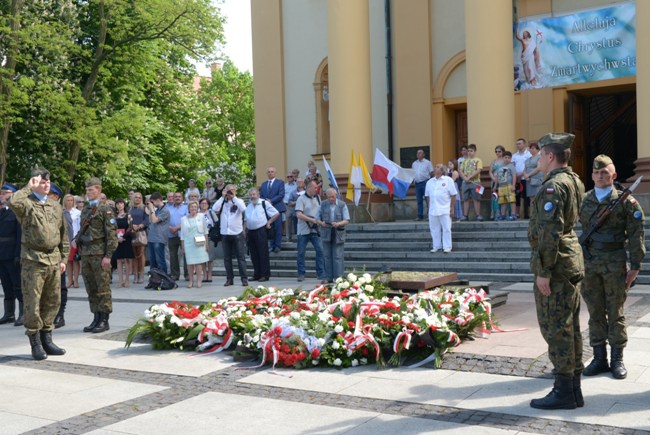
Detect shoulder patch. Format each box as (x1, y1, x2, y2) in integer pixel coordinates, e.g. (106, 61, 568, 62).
(545, 187, 555, 194)
(543, 202, 555, 212)
(629, 198, 637, 205)
(109, 218, 116, 225)
(633, 210, 643, 220)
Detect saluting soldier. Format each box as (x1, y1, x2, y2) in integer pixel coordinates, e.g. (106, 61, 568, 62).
(579, 155, 645, 380)
(528, 133, 585, 410)
(0, 183, 23, 326)
(78, 177, 117, 333)
(9, 169, 69, 360)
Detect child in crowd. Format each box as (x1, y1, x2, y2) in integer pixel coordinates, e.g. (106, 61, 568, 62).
(497, 151, 517, 220)
(459, 144, 483, 221)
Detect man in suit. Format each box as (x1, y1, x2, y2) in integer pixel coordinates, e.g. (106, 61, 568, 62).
(260, 166, 286, 253)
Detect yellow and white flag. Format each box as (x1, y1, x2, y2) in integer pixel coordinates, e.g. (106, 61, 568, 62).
(346, 150, 362, 205)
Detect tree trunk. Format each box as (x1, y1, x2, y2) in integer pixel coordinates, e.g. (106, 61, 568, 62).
(0, 0, 25, 186)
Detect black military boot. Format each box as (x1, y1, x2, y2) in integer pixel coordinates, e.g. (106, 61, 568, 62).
(91, 312, 110, 333)
(83, 312, 100, 333)
(530, 374, 577, 410)
(573, 375, 584, 408)
(54, 306, 66, 329)
(39, 330, 66, 355)
(28, 333, 47, 361)
(0, 300, 15, 324)
(583, 344, 610, 376)
(610, 347, 627, 379)
(14, 300, 24, 326)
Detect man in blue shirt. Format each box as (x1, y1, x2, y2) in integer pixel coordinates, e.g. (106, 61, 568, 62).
(167, 192, 187, 281)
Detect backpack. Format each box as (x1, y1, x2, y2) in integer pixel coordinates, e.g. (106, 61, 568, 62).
(145, 268, 178, 291)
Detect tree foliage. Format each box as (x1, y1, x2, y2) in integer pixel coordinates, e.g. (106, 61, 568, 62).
(0, 0, 256, 199)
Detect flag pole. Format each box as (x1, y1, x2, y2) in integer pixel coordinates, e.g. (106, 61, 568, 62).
(365, 188, 376, 223)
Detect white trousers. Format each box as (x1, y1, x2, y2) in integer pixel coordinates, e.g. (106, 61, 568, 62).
(429, 214, 452, 250)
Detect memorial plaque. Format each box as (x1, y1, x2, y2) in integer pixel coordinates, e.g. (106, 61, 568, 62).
(388, 271, 458, 291)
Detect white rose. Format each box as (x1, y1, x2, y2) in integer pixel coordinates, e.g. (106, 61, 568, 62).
(333, 358, 342, 366)
(358, 276, 366, 285)
(347, 273, 357, 282)
(351, 359, 359, 367)
(363, 273, 372, 282)
(312, 360, 320, 365)
(360, 358, 368, 365)
(290, 311, 300, 320)
(341, 281, 350, 289)
(327, 320, 335, 326)
(335, 277, 343, 283)
(237, 340, 243, 346)
(364, 285, 373, 293)
(331, 341, 340, 350)
(347, 349, 353, 357)
(252, 335, 260, 343)
(334, 325, 344, 333)
(318, 338, 326, 346)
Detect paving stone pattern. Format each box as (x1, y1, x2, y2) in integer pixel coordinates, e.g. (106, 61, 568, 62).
(3, 295, 650, 435)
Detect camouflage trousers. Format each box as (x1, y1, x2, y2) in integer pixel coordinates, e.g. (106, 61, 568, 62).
(21, 259, 61, 335)
(534, 274, 584, 376)
(582, 259, 628, 348)
(81, 255, 113, 313)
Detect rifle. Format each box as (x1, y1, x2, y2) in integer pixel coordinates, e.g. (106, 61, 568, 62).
(579, 176, 642, 260)
(74, 205, 98, 252)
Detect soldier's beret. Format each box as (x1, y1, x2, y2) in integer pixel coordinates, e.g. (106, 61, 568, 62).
(85, 177, 102, 187)
(31, 168, 50, 180)
(537, 132, 575, 149)
(50, 182, 63, 197)
(593, 154, 614, 170)
(1, 183, 18, 192)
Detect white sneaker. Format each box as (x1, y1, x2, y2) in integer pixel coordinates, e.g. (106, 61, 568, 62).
(430, 249, 440, 253)
(443, 249, 452, 253)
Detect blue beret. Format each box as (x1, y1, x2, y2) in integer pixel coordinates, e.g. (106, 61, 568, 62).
(50, 182, 63, 197)
(1, 183, 18, 193)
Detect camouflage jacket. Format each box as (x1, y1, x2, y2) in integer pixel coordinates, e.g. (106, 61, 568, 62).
(78, 203, 118, 258)
(579, 189, 645, 269)
(9, 186, 69, 266)
(528, 167, 585, 279)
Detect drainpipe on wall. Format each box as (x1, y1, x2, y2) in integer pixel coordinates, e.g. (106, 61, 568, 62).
(385, 0, 394, 161)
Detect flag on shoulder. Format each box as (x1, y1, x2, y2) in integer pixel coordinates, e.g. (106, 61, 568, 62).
(371, 148, 415, 198)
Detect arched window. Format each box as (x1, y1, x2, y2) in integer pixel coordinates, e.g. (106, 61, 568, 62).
(314, 58, 330, 155)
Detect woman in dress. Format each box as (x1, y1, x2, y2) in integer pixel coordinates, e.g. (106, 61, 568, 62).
(63, 194, 81, 287)
(112, 198, 134, 287)
(489, 145, 506, 220)
(129, 192, 148, 284)
(181, 200, 209, 288)
(199, 198, 218, 283)
(523, 142, 543, 206)
(447, 160, 464, 221)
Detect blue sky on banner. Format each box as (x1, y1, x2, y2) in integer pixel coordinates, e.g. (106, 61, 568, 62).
(514, 2, 635, 90)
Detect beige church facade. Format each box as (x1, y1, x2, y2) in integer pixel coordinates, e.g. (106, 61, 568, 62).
(251, 0, 650, 206)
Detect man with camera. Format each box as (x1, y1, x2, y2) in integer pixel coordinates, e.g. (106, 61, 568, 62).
(145, 192, 170, 274)
(295, 180, 327, 283)
(212, 185, 248, 286)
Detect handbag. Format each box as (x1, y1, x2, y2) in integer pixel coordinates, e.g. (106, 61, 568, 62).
(194, 235, 206, 246)
(208, 209, 222, 245)
(132, 229, 148, 246)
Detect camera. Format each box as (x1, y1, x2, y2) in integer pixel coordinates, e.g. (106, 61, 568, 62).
(226, 190, 233, 195)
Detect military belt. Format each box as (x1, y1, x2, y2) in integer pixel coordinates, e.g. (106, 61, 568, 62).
(588, 241, 624, 251)
(26, 245, 56, 254)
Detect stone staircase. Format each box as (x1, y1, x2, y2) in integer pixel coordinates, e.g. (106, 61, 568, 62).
(213, 220, 650, 284)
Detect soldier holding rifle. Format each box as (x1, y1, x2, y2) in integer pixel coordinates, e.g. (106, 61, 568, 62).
(579, 155, 645, 380)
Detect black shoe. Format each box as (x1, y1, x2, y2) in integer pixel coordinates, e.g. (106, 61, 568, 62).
(91, 312, 110, 333)
(224, 280, 234, 287)
(241, 280, 249, 286)
(28, 333, 47, 361)
(0, 300, 16, 324)
(530, 374, 577, 410)
(611, 347, 627, 379)
(583, 344, 610, 376)
(250, 277, 260, 282)
(258, 277, 269, 282)
(40, 330, 66, 355)
(54, 313, 66, 329)
(83, 312, 100, 333)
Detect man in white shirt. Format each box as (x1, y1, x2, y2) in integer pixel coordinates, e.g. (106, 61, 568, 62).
(511, 138, 532, 218)
(295, 181, 327, 283)
(412, 149, 434, 221)
(425, 164, 458, 253)
(245, 188, 279, 282)
(212, 185, 248, 286)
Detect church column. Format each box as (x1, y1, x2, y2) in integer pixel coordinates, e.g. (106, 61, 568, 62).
(327, 0, 373, 173)
(464, 0, 515, 163)
(632, 0, 650, 192)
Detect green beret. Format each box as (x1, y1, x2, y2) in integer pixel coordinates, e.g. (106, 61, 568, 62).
(537, 132, 575, 149)
(593, 154, 613, 169)
(31, 168, 50, 180)
(85, 177, 102, 187)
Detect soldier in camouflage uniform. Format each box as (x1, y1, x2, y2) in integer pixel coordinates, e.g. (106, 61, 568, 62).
(528, 133, 585, 410)
(9, 170, 69, 360)
(78, 177, 117, 333)
(579, 155, 645, 380)
(0, 183, 23, 326)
